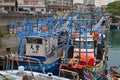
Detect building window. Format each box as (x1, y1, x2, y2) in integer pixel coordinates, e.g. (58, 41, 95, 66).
(10, 0, 14, 2)
(41, 9, 44, 12)
(11, 7, 14, 11)
(0, 0, 2, 2)
(53, 1, 56, 4)
(4, 0, 9, 2)
(4, 6, 9, 11)
(31, 7, 35, 11)
(66, 3, 69, 5)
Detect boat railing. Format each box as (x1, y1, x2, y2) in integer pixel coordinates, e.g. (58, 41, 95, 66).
(0, 56, 5, 70)
(0, 55, 71, 80)
(0, 55, 45, 73)
(59, 69, 79, 80)
(85, 48, 108, 73)
(108, 65, 120, 80)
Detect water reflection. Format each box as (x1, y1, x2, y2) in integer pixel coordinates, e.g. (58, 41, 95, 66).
(107, 31, 120, 68)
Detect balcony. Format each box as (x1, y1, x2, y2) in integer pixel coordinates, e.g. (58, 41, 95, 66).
(0, 2, 15, 6)
(0, 1, 15, 6)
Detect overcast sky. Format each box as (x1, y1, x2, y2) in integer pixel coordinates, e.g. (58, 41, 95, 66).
(73, 0, 116, 6)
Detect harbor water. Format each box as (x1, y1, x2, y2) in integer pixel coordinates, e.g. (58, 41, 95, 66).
(107, 30, 120, 71)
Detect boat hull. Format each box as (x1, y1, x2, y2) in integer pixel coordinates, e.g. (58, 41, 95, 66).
(0, 57, 61, 75)
(59, 60, 107, 80)
(18, 58, 61, 74)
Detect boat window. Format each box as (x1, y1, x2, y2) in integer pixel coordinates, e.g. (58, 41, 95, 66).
(73, 41, 94, 49)
(73, 41, 81, 48)
(87, 42, 94, 49)
(81, 42, 85, 48)
(59, 70, 78, 80)
(82, 41, 94, 49)
(26, 37, 42, 44)
(37, 38, 43, 44)
(27, 38, 31, 43)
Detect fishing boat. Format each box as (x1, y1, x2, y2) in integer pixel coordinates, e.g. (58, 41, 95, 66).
(109, 65, 120, 79)
(0, 18, 67, 74)
(59, 12, 108, 79)
(0, 56, 70, 80)
(0, 70, 70, 80)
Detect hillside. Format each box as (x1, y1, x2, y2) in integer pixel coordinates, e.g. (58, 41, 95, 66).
(106, 1, 120, 16)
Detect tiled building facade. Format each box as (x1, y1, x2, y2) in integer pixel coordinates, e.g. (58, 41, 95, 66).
(84, 0, 95, 5)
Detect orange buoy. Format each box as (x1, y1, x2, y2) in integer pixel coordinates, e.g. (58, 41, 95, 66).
(17, 26, 22, 32)
(42, 25, 47, 32)
(72, 57, 76, 63)
(94, 32, 99, 39)
(71, 33, 78, 37)
(80, 54, 94, 66)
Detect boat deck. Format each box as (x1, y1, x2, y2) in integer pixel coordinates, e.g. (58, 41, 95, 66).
(0, 70, 70, 80)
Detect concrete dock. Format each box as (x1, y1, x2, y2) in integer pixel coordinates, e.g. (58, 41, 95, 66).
(0, 34, 19, 55)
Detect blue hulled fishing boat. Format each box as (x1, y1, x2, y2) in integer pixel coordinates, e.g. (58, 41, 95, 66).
(0, 17, 67, 74)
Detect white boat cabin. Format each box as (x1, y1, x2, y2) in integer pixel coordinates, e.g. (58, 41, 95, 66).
(25, 36, 58, 57)
(71, 33, 94, 58)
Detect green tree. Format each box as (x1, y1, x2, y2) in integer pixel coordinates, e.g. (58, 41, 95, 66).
(106, 1, 120, 16)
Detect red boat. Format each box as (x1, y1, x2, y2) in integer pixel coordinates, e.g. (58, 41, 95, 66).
(59, 31, 108, 80)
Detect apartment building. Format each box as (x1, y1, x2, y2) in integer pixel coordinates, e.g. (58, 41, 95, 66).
(47, 0, 73, 16)
(47, 0, 73, 5)
(24, 0, 38, 4)
(0, 0, 73, 16)
(84, 0, 95, 5)
(0, 0, 16, 11)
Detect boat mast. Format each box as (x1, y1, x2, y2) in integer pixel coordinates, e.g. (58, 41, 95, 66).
(44, 0, 48, 14)
(17, 21, 26, 57)
(78, 22, 81, 64)
(65, 19, 72, 62)
(84, 20, 88, 65)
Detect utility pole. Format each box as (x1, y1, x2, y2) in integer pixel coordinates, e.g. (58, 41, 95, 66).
(15, 0, 18, 11)
(0, 16, 1, 46)
(90, 5, 94, 35)
(44, 0, 48, 13)
(0, 29, 1, 47)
